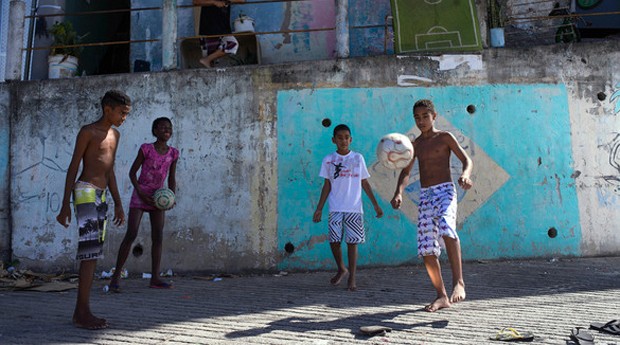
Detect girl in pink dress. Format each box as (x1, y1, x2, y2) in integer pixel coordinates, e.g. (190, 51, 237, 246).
(109, 117, 179, 291)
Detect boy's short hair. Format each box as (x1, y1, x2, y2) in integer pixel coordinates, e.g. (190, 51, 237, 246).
(333, 124, 351, 137)
(413, 99, 436, 113)
(152, 117, 172, 136)
(101, 90, 131, 110)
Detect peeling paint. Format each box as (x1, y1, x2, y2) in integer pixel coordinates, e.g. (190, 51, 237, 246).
(431, 54, 483, 71)
(397, 75, 434, 86)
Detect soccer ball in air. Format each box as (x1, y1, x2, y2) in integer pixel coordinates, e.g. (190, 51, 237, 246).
(376, 133, 414, 170)
(153, 188, 175, 210)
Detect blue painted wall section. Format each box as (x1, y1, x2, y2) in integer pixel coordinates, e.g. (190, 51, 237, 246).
(349, 0, 393, 57)
(277, 85, 581, 270)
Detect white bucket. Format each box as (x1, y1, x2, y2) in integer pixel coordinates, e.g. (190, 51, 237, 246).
(48, 54, 78, 79)
(233, 16, 255, 33)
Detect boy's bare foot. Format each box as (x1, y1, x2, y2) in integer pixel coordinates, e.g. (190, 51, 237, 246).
(330, 269, 348, 286)
(450, 283, 466, 303)
(347, 277, 357, 291)
(149, 279, 173, 289)
(73, 313, 108, 330)
(424, 296, 451, 312)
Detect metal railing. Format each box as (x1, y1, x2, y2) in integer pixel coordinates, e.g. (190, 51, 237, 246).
(19, 0, 357, 80)
(504, 0, 619, 46)
(13, 0, 617, 80)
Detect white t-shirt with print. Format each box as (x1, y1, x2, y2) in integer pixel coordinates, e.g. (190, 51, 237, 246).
(319, 151, 370, 213)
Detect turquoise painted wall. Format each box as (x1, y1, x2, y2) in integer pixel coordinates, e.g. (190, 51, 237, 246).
(277, 84, 582, 270)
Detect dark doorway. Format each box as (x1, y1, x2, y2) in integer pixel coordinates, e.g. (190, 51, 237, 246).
(66, 1, 130, 76)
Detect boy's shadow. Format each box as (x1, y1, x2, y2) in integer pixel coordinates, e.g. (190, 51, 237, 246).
(225, 309, 448, 339)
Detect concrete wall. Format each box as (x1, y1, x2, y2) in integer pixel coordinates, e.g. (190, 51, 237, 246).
(130, 0, 195, 72)
(3, 40, 620, 273)
(131, 0, 392, 70)
(0, 85, 9, 260)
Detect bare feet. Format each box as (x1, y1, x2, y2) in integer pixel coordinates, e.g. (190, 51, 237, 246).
(347, 277, 357, 292)
(73, 313, 108, 330)
(424, 296, 451, 312)
(108, 278, 120, 293)
(330, 269, 348, 286)
(450, 282, 466, 303)
(149, 279, 173, 289)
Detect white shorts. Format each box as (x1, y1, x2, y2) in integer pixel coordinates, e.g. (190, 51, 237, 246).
(328, 212, 365, 244)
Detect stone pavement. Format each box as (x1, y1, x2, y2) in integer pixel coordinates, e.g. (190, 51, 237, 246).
(1, 257, 620, 345)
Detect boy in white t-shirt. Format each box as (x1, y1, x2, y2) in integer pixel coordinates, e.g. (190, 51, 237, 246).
(313, 124, 383, 291)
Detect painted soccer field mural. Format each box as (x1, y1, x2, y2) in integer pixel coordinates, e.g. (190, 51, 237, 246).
(277, 84, 582, 270)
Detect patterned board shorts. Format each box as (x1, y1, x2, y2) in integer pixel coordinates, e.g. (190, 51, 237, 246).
(328, 212, 365, 244)
(73, 181, 108, 261)
(199, 36, 239, 56)
(417, 182, 459, 258)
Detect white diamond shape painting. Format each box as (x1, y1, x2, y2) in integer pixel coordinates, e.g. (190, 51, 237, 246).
(369, 116, 510, 228)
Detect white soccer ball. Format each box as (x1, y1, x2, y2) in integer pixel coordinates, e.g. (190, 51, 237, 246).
(153, 188, 175, 210)
(376, 133, 414, 170)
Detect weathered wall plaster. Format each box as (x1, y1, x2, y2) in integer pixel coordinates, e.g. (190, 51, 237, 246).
(2, 40, 619, 273)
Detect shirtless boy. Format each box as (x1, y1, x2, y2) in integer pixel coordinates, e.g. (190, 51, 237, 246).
(391, 99, 473, 312)
(56, 90, 131, 329)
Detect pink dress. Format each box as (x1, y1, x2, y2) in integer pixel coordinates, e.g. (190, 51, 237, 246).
(129, 143, 179, 211)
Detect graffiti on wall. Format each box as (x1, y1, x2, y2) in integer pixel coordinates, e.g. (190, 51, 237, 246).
(13, 137, 64, 214)
(601, 83, 620, 193)
(612, 83, 620, 115)
(277, 84, 582, 270)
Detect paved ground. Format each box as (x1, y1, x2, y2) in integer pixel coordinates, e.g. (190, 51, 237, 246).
(1, 256, 620, 345)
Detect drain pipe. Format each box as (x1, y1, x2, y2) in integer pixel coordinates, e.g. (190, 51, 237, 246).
(335, 0, 349, 59)
(162, 0, 178, 70)
(5, 0, 26, 81)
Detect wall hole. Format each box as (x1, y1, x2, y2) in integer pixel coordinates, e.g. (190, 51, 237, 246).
(132, 244, 144, 257)
(597, 92, 607, 101)
(466, 104, 476, 114)
(547, 227, 558, 238)
(284, 242, 295, 253)
(321, 118, 332, 127)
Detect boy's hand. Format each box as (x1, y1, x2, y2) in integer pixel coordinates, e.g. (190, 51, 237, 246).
(374, 205, 384, 218)
(390, 193, 402, 209)
(113, 204, 125, 226)
(56, 206, 71, 228)
(312, 210, 322, 223)
(458, 176, 473, 190)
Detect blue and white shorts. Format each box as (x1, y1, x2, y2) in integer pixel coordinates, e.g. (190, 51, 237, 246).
(417, 182, 459, 257)
(328, 212, 365, 244)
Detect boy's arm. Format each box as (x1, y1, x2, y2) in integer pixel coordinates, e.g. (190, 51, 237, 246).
(446, 133, 473, 189)
(56, 128, 91, 227)
(312, 179, 331, 223)
(390, 153, 416, 209)
(107, 168, 125, 226)
(107, 130, 124, 226)
(362, 179, 383, 218)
